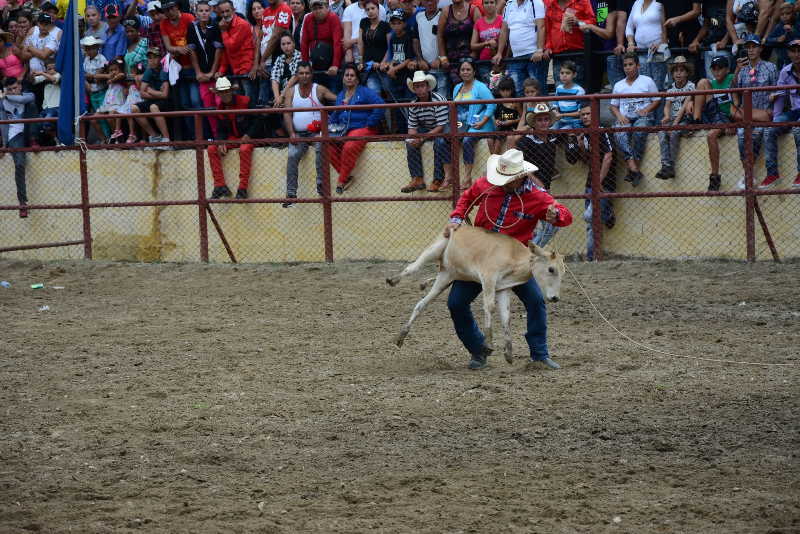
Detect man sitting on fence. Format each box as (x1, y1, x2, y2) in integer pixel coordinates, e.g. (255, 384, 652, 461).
(401, 71, 451, 194)
(0, 77, 35, 218)
(208, 76, 268, 200)
(762, 38, 800, 189)
(690, 55, 733, 192)
(281, 61, 337, 206)
(609, 52, 660, 188)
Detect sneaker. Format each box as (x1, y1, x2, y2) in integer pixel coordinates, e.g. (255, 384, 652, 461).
(631, 171, 643, 187)
(316, 184, 325, 196)
(335, 185, 344, 195)
(235, 188, 248, 199)
(655, 165, 675, 179)
(109, 129, 124, 143)
(604, 215, 616, 230)
(210, 186, 232, 199)
(529, 357, 560, 370)
(19, 203, 28, 218)
(623, 171, 634, 183)
(468, 346, 493, 370)
(758, 174, 780, 189)
(793, 174, 800, 188)
(145, 135, 161, 150)
(735, 178, 746, 190)
(282, 194, 297, 208)
(156, 137, 172, 150)
(708, 174, 721, 191)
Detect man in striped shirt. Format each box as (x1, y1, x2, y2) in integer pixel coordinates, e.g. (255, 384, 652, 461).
(402, 71, 452, 193)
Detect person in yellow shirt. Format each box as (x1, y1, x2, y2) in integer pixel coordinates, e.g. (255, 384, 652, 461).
(56, 0, 87, 19)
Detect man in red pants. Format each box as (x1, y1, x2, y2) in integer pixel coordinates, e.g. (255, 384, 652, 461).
(208, 76, 266, 199)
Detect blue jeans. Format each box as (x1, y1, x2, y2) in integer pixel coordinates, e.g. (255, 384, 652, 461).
(737, 126, 765, 162)
(639, 57, 667, 91)
(447, 278, 549, 360)
(178, 70, 202, 139)
(552, 118, 582, 130)
(583, 187, 614, 261)
(657, 118, 691, 166)
(506, 54, 548, 96)
(256, 75, 272, 107)
(462, 135, 481, 165)
(8, 133, 27, 204)
(614, 115, 653, 161)
(606, 54, 624, 88)
(286, 131, 323, 197)
(406, 126, 451, 181)
(764, 109, 800, 176)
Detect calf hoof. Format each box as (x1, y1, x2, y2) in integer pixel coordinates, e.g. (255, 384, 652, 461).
(504, 344, 513, 364)
(386, 277, 399, 287)
(395, 331, 407, 348)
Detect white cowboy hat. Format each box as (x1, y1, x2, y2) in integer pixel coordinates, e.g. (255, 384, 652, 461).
(214, 76, 232, 91)
(79, 35, 104, 47)
(486, 148, 538, 186)
(406, 71, 437, 92)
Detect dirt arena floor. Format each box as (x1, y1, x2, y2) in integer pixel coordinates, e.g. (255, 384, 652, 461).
(0, 257, 798, 533)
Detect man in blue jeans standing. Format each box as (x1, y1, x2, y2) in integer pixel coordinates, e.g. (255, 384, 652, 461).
(443, 148, 573, 370)
(761, 38, 800, 189)
(495, 0, 548, 95)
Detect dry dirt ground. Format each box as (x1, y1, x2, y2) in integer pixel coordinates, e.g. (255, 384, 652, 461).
(0, 258, 798, 534)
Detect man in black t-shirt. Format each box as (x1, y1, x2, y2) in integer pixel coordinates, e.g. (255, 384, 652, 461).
(689, 0, 732, 78)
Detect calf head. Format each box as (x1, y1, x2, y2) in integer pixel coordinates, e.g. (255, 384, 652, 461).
(529, 243, 566, 303)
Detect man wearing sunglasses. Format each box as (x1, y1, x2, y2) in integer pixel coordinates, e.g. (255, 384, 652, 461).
(731, 33, 777, 190)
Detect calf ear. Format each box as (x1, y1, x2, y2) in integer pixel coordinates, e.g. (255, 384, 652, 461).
(529, 242, 548, 257)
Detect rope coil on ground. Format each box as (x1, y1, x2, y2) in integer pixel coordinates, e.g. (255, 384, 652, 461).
(565, 263, 798, 368)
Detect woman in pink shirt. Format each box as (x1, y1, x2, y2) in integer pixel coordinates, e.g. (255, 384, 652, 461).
(0, 30, 25, 80)
(470, 0, 502, 83)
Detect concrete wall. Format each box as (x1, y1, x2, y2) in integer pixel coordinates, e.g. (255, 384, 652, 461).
(1, 133, 798, 263)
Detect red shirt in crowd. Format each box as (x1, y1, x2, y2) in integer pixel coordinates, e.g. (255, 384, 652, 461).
(160, 12, 196, 67)
(220, 14, 256, 75)
(262, 1, 292, 47)
(543, 0, 594, 54)
(300, 11, 343, 68)
(450, 177, 573, 244)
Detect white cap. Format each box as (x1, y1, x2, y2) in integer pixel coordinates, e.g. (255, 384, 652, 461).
(79, 35, 104, 47)
(146, 0, 162, 11)
(214, 76, 232, 91)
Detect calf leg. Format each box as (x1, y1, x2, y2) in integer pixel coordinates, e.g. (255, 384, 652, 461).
(496, 289, 513, 364)
(479, 277, 497, 348)
(386, 236, 447, 286)
(396, 272, 454, 348)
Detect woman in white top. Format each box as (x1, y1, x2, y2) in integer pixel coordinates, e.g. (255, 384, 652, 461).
(625, 0, 667, 90)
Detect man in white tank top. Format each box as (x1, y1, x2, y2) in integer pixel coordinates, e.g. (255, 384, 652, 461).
(281, 61, 338, 206)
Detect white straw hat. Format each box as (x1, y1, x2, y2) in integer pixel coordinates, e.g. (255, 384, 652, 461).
(214, 76, 232, 91)
(406, 70, 436, 92)
(486, 148, 538, 186)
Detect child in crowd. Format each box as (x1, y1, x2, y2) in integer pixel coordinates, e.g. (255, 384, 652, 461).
(509, 77, 540, 147)
(656, 56, 695, 179)
(766, 2, 800, 68)
(31, 60, 60, 146)
(490, 77, 520, 154)
(381, 9, 416, 131)
(131, 47, 172, 148)
(95, 58, 129, 143)
(123, 62, 145, 143)
(81, 35, 110, 140)
(552, 60, 585, 130)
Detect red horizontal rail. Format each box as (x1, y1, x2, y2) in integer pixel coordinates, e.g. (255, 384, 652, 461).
(0, 239, 86, 253)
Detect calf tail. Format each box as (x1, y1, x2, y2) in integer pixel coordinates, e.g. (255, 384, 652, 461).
(386, 235, 448, 287)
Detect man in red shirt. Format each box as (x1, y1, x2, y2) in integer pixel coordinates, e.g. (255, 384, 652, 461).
(216, 0, 258, 101)
(259, 0, 292, 103)
(300, 0, 343, 91)
(443, 148, 573, 370)
(543, 0, 594, 87)
(160, 0, 200, 138)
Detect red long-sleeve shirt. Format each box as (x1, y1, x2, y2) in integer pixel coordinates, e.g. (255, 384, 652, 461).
(219, 15, 255, 75)
(449, 177, 573, 244)
(300, 11, 344, 68)
(544, 0, 595, 54)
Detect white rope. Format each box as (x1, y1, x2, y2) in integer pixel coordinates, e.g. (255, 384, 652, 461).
(462, 185, 523, 230)
(564, 263, 799, 368)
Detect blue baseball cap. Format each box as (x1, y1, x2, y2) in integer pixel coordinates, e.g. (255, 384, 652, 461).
(742, 33, 761, 45)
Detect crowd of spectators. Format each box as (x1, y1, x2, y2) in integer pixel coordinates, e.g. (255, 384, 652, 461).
(3, 0, 800, 218)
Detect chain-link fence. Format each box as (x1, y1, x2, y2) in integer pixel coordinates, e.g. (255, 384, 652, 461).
(1, 92, 799, 263)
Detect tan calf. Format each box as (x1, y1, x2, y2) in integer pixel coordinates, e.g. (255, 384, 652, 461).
(386, 225, 566, 363)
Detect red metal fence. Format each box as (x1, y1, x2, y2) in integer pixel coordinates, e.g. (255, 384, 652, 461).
(1, 87, 798, 263)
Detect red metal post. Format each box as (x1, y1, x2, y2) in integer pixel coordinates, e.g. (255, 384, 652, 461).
(743, 90, 756, 262)
(78, 120, 93, 259)
(753, 197, 780, 262)
(194, 114, 209, 262)
(449, 102, 461, 207)
(320, 109, 334, 262)
(589, 97, 603, 261)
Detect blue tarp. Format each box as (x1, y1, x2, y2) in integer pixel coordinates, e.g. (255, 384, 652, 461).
(55, 0, 86, 146)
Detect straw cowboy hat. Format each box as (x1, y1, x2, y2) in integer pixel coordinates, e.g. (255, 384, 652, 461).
(406, 71, 437, 92)
(212, 76, 233, 92)
(79, 35, 104, 47)
(668, 55, 694, 77)
(486, 148, 538, 186)
(525, 102, 555, 128)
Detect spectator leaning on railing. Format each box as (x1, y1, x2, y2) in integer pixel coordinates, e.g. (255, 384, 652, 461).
(609, 51, 659, 187)
(402, 70, 452, 193)
(0, 77, 34, 218)
(761, 37, 800, 189)
(217, 0, 258, 99)
(413, 0, 449, 98)
(301, 0, 343, 92)
(730, 33, 776, 190)
(495, 0, 547, 95)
